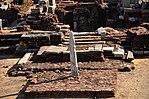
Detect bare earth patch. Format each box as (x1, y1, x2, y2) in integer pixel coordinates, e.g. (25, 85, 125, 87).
(114, 59, 149, 99)
(0, 55, 27, 99)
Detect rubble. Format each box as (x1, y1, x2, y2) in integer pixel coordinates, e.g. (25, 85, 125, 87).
(126, 26, 149, 35)
(140, 22, 149, 30)
(126, 26, 149, 51)
(13, 0, 34, 12)
(55, 1, 107, 31)
(26, 13, 59, 31)
(104, 27, 126, 37)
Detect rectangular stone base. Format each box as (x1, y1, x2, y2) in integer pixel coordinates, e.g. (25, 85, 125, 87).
(24, 70, 117, 98)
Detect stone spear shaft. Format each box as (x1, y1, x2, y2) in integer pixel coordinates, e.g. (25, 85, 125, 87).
(69, 31, 78, 77)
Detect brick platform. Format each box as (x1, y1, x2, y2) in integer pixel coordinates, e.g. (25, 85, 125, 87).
(24, 70, 117, 98)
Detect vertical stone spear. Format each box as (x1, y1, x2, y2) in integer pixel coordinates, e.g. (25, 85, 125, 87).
(69, 31, 78, 77)
(0, 19, 2, 30)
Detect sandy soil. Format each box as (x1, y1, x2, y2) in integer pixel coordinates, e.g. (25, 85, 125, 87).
(0, 54, 149, 99)
(0, 55, 27, 99)
(114, 59, 149, 99)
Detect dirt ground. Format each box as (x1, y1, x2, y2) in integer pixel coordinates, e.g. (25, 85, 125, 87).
(114, 59, 149, 99)
(0, 54, 27, 99)
(0, 54, 149, 99)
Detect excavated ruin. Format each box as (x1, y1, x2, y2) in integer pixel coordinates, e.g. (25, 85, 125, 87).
(0, 0, 149, 98)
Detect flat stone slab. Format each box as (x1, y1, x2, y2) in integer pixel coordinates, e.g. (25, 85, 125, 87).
(37, 46, 49, 56)
(24, 70, 117, 98)
(18, 52, 32, 65)
(45, 46, 68, 54)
